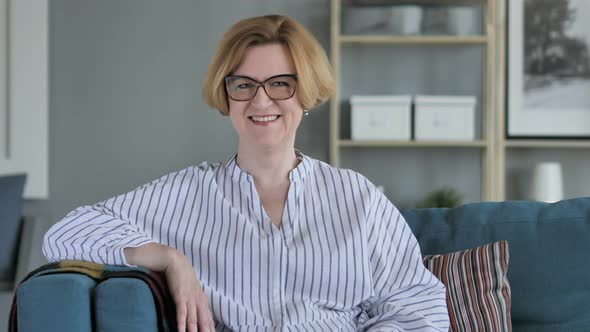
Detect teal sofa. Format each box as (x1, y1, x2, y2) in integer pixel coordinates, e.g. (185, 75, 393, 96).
(13, 197, 590, 331)
(405, 197, 590, 331)
(15, 274, 159, 332)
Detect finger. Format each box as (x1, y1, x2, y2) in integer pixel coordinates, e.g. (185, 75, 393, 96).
(186, 302, 198, 332)
(176, 302, 187, 332)
(207, 319, 216, 332)
(197, 300, 214, 332)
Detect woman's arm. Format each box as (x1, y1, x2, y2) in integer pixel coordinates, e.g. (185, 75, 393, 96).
(42, 201, 155, 266)
(42, 167, 192, 265)
(358, 191, 450, 332)
(43, 166, 215, 332)
(124, 242, 177, 271)
(125, 243, 215, 332)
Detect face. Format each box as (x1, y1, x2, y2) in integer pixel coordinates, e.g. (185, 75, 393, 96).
(227, 43, 304, 150)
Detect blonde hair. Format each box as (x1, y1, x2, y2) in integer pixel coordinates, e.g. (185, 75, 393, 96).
(202, 15, 335, 116)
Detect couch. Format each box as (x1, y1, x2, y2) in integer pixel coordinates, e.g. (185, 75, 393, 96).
(12, 197, 590, 331)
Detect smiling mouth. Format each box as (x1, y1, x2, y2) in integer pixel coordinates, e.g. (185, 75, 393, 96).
(249, 115, 281, 123)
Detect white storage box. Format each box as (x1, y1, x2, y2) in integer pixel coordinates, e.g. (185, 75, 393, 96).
(350, 95, 412, 140)
(414, 95, 476, 140)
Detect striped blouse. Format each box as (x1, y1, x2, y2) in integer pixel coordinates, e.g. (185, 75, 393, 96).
(43, 153, 449, 331)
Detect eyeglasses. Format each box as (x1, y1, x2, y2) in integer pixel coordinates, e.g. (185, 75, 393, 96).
(224, 74, 298, 101)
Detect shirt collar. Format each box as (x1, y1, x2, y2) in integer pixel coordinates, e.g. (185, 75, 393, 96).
(223, 149, 313, 184)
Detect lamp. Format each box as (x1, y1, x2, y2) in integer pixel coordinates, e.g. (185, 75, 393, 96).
(530, 162, 564, 203)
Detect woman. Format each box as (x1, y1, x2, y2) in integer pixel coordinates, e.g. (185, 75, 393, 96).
(43, 15, 449, 332)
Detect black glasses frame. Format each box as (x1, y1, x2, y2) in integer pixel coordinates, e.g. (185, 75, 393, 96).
(224, 73, 298, 101)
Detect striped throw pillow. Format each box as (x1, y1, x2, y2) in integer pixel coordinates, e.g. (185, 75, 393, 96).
(423, 241, 512, 332)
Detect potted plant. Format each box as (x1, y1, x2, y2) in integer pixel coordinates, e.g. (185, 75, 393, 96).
(416, 187, 462, 208)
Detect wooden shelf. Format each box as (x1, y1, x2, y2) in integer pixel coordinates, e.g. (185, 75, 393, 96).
(339, 139, 488, 147)
(330, 0, 503, 201)
(505, 140, 590, 149)
(339, 35, 488, 45)
(347, 0, 484, 6)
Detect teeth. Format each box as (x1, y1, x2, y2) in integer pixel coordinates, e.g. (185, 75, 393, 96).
(251, 115, 279, 122)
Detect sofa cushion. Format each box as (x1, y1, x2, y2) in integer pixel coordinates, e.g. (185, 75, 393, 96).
(0, 174, 26, 281)
(423, 241, 511, 332)
(402, 197, 590, 332)
(17, 273, 95, 331)
(94, 278, 158, 332)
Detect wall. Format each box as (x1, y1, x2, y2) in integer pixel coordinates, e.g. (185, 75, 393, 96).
(8, 0, 332, 323)
(21, 1, 501, 273)
(29, 0, 331, 260)
(20, 0, 590, 277)
(41, 0, 331, 217)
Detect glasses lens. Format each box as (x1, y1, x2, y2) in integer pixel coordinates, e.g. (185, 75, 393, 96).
(225, 77, 257, 101)
(265, 75, 297, 100)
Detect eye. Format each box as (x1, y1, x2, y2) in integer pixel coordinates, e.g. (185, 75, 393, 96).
(271, 81, 290, 87)
(235, 83, 255, 90)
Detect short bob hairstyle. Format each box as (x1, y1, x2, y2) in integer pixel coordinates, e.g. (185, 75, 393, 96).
(202, 15, 335, 116)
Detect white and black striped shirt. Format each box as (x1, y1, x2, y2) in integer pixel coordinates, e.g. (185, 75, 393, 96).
(43, 153, 449, 331)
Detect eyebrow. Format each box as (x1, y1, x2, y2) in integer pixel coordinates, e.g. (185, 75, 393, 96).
(228, 74, 260, 81)
(228, 73, 296, 82)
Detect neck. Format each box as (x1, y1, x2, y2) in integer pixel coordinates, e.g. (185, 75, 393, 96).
(236, 143, 299, 187)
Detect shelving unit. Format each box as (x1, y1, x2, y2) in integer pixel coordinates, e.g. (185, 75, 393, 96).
(505, 140, 590, 149)
(339, 35, 488, 44)
(330, 0, 501, 203)
(332, 0, 590, 204)
(348, 0, 483, 5)
(339, 139, 488, 148)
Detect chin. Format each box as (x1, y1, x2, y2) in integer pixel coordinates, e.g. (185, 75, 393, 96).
(250, 135, 290, 151)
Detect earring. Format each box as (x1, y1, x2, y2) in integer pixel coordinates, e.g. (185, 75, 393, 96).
(303, 110, 309, 117)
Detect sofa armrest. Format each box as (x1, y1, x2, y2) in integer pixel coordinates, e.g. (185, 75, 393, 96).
(15, 273, 159, 332)
(17, 273, 96, 332)
(94, 277, 158, 332)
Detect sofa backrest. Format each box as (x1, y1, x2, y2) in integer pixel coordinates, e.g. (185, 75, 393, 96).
(402, 197, 590, 332)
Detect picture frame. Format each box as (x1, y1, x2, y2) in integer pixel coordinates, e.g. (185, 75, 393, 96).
(507, 0, 590, 138)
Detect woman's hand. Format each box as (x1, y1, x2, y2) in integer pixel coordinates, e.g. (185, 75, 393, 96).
(125, 244, 215, 332)
(165, 251, 216, 332)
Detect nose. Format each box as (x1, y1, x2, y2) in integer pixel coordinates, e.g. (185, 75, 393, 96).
(250, 85, 273, 109)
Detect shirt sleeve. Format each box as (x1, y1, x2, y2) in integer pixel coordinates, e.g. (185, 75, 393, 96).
(42, 167, 196, 266)
(358, 189, 450, 332)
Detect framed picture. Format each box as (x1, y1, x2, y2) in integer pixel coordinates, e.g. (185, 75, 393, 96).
(508, 0, 590, 138)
